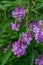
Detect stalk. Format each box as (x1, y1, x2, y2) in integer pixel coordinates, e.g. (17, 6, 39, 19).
(4, 8, 6, 21)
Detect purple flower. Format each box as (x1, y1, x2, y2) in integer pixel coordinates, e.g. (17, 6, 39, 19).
(35, 28, 43, 43)
(33, 27, 40, 33)
(39, 60, 43, 65)
(30, 21, 40, 32)
(35, 58, 40, 64)
(12, 40, 27, 57)
(39, 20, 43, 26)
(12, 22, 20, 31)
(4, 45, 10, 53)
(30, 21, 43, 43)
(12, 6, 26, 21)
(35, 54, 43, 65)
(22, 32, 32, 45)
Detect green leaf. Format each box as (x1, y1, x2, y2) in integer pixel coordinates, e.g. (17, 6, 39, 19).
(34, 3, 43, 10)
(0, 1, 19, 8)
(0, 5, 4, 9)
(36, 0, 43, 3)
(29, 50, 37, 65)
(1, 48, 12, 65)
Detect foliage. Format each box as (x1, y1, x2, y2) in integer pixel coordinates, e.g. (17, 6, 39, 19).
(0, 0, 43, 65)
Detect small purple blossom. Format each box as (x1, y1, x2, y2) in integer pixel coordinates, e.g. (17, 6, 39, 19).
(30, 21, 40, 32)
(35, 58, 40, 64)
(12, 40, 27, 57)
(33, 27, 40, 33)
(12, 6, 26, 21)
(35, 28, 43, 43)
(12, 22, 20, 31)
(35, 54, 43, 65)
(39, 20, 43, 26)
(4, 45, 10, 53)
(22, 32, 32, 45)
(30, 20, 43, 43)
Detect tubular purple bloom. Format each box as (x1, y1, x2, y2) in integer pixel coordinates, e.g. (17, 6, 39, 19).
(12, 40, 27, 57)
(22, 32, 32, 45)
(30, 21, 40, 32)
(30, 20, 43, 43)
(39, 20, 43, 26)
(12, 22, 20, 31)
(35, 28, 43, 43)
(33, 27, 40, 33)
(35, 54, 43, 65)
(35, 58, 40, 64)
(12, 6, 26, 21)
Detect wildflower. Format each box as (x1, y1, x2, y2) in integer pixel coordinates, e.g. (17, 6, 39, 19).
(12, 6, 26, 21)
(12, 40, 27, 57)
(35, 54, 43, 65)
(30, 21, 40, 32)
(35, 58, 40, 64)
(12, 22, 20, 31)
(35, 28, 43, 43)
(30, 21, 43, 43)
(39, 20, 43, 26)
(22, 32, 32, 45)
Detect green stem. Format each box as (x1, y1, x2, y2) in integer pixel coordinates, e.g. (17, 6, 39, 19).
(19, 34, 22, 40)
(26, 0, 30, 32)
(19, 0, 21, 5)
(31, 9, 39, 15)
(4, 8, 6, 21)
(26, 12, 28, 24)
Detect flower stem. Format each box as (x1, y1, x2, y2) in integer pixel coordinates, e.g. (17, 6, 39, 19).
(26, 0, 30, 32)
(4, 8, 6, 21)
(19, 0, 21, 5)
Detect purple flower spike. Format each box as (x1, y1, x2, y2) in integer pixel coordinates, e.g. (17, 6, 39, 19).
(12, 40, 27, 57)
(39, 20, 43, 26)
(12, 6, 26, 21)
(12, 22, 20, 31)
(22, 32, 32, 45)
(30, 20, 43, 43)
(35, 28, 43, 43)
(35, 54, 43, 65)
(30, 21, 40, 32)
(35, 58, 40, 64)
